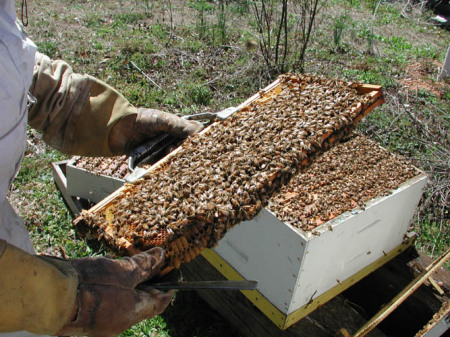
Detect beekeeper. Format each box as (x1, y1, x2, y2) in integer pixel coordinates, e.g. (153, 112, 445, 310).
(0, 1, 202, 336)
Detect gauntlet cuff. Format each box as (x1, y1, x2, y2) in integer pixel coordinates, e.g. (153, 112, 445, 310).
(0, 240, 78, 335)
(29, 52, 137, 156)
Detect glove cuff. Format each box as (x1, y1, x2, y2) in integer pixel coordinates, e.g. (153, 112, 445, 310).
(0, 242, 78, 335)
(30, 52, 138, 157)
(56, 283, 99, 337)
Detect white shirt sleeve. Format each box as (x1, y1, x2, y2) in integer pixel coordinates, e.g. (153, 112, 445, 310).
(0, 0, 37, 254)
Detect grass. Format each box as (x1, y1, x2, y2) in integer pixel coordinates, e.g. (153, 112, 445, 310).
(8, 0, 449, 335)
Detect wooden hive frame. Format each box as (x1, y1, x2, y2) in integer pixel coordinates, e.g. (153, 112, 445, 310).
(75, 75, 385, 273)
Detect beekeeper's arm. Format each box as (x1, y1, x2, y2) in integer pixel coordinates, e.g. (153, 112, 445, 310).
(28, 52, 202, 157)
(0, 239, 173, 337)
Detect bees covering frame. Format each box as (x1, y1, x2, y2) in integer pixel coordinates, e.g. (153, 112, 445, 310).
(76, 74, 388, 269)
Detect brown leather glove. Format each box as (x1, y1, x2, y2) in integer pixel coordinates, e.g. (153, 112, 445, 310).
(56, 247, 174, 337)
(109, 108, 204, 155)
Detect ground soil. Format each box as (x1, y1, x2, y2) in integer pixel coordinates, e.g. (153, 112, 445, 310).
(400, 58, 447, 97)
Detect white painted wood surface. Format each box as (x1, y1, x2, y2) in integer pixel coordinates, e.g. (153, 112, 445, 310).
(66, 157, 125, 203)
(213, 173, 427, 315)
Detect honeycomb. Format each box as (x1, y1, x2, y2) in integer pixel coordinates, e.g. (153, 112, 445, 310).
(78, 74, 394, 268)
(74, 156, 129, 179)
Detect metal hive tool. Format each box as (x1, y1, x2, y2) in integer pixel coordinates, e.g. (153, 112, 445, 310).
(76, 74, 387, 269)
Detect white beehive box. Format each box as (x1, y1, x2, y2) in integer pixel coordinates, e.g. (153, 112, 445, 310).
(68, 78, 426, 330)
(66, 157, 125, 203)
(203, 172, 427, 329)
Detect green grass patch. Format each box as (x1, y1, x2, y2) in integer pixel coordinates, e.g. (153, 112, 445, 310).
(12, 147, 93, 258)
(36, 41, 60, 59)
(120, 316, 171, 337)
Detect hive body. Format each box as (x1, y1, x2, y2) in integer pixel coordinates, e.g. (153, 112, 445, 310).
(66, 156, 127, 203)
(211, 135, 426, 323)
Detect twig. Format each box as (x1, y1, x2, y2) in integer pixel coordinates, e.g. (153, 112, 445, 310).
(368, 0, 382, 56)
(165, 0, 175, 47)
(129, 61, 161, 89)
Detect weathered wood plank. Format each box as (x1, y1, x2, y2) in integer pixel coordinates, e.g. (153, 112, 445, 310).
(343, 247, 449, 337)
(180, 254, 387, 337)
(178, 247, 449, 337)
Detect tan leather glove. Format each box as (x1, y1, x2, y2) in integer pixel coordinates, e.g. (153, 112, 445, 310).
(30, 52, 203, 157)
(0, 240, 173, 337)
(0, 240, 77, 335)
(109, 108, 204, 155)
(56, 247, 174, 337)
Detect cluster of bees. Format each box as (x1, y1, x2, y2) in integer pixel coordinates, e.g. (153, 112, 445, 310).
(80, 74, 393, 268)
(268, 133, 419, 231)
(74, 156, 129, 179)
